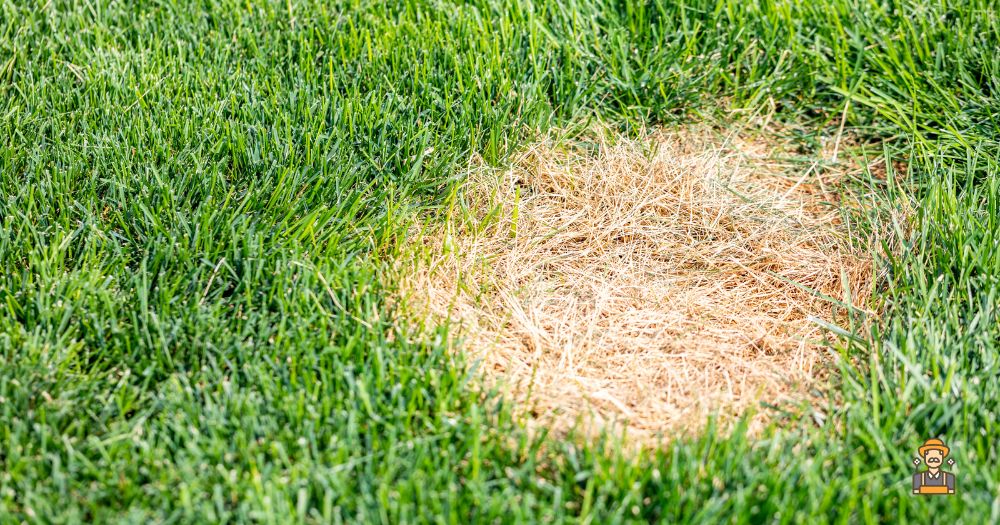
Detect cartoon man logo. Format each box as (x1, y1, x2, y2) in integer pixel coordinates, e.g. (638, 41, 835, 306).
(912, 438, 955, 495)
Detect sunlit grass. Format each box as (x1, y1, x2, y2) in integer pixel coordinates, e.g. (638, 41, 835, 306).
(0, 0, 997, 522)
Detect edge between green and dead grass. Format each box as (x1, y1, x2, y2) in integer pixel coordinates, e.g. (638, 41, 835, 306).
(1, 0, 998, 522)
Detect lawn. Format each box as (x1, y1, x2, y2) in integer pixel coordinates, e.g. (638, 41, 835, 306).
(0, 0, 997, 522)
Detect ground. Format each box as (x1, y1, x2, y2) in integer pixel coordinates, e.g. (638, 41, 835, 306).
(0, 0, 998, 523)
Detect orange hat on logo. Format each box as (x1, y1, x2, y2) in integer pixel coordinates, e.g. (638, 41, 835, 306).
(919, 438, 949, 457)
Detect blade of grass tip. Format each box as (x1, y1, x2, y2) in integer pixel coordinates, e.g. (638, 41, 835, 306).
(125, 74, 171, 112)
(765, 269, 868, 316)
(199, 257, 226, 305)
(311, 265, 373, 329)
(882, 339, 931, 391)
(509, 185, 520, 239)
(406, 131, 433, 184)
(807, 316, 867, 346)
(831, 98, 850, 163)
(841, 267, 855, 319)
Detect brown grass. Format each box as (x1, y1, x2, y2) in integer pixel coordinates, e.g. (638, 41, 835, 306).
(400, 125, 880, 442)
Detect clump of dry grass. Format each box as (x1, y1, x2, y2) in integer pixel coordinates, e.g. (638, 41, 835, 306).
(401, 125, 878, 442)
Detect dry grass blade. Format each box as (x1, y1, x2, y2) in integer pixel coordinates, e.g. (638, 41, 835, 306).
(401, 125, 877, 442)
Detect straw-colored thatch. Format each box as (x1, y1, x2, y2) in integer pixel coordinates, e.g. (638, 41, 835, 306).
(401, 125, 879, 441)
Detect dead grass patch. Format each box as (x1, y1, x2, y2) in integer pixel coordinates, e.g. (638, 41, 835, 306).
(401, 124, 882, 442)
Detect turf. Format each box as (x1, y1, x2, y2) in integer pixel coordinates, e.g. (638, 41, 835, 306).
(0, 0, 997, 522)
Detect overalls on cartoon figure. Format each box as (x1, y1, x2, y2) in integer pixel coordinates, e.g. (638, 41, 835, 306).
(912, 439, 955, 495)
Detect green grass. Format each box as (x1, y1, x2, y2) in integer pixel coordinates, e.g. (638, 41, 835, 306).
(1, 0, 998, 522)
